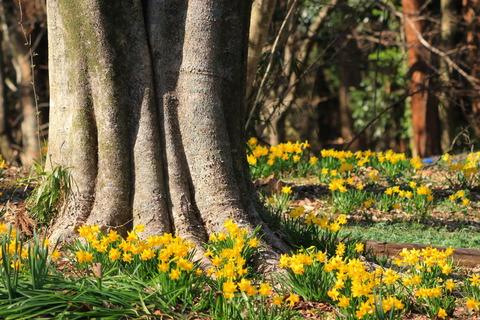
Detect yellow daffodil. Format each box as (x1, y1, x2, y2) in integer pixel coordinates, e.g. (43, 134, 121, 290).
(273, 294, 284, 306)
(108, 248, 121, 261)
(281, 186, 293, 194)
(355, 243, 364, 252)
(466, 297, 480, 311)
(286, 294, 299, 306)
(75, 250, 94, 263)
(258, 282, 272, 296)
(437, 308, 447, 319)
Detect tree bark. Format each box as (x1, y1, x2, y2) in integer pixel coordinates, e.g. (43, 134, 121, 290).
(265, 0, 346, 146)
(402, 0, 440, 157)
(438, 0, 457, 152)
(337, 35, 365, 151)
(47, 0, 289, 266)
(0, 42, 14, 161)
(463, 0, 480, 132)
(246, 0, 277, 100)
(9, 0, 42, 165)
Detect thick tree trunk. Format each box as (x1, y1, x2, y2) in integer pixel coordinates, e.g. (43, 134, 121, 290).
(47, 0, 289, 266)
(402, 0, 440, 157)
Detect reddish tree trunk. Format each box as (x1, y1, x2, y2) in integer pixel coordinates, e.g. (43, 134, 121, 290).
(402, 0, 440, 157)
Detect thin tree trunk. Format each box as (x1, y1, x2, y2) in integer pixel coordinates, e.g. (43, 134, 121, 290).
(263, 0, 299, 145)
(438, 0, 456, 152)
(337, 36, 364, 151)
(0, 1, 18, 162)
(266, 0, 343, 145)
(246, 0, 277, 100)
(463, 0, 480, 133)
(314, 68, 340, 149)
(9, 1, 41, 165)
(283, 0, 344, 107)
(0, 40, 14, 161)
(402, 0, 440, 157)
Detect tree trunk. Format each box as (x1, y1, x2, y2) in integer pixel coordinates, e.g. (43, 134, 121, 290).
(262, 0, 299, 145)
(314, 68, 340, 149)
(438, 0, 457, 152)
(246, 0, 277, 100)
(0, 45, 14, 161)
(337, 35, 364, 151)
(9, 0, 42, 165)
(272, 0, 344, 146)
(47, 0, 289, 266)
(263, 0, 342, 145)
(463, 0, 480, 132)
(402, 0, 440, 157)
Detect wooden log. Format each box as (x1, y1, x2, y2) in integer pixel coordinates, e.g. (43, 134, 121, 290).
(365, 240, 480, 268)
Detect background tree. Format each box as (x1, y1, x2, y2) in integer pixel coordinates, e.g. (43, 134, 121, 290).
(463, 0, 480, 133)
(437, 0, 457, 151)
(247, 0, 277, 101)
(46, 0, 289, 264)
(402, 0, 440, 157)
(242, 0, 480, 155)
(5, 0, 480, 181)
(0, 0, 47, 165)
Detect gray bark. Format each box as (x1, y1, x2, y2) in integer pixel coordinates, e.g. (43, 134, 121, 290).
(47, 0, 289, 266)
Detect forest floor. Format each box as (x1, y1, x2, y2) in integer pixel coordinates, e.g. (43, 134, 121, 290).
(252, 160, 480, 319)
(1, 161, 480, 319)
(256, 160, 480, 245)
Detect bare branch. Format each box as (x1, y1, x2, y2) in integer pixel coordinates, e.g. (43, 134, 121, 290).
(245, 0, 300, 130)
(253, 0, 345, 134)
(375, 1, 480, 89)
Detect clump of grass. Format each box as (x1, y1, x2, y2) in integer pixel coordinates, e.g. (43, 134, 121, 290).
(25, 163, 71, 225)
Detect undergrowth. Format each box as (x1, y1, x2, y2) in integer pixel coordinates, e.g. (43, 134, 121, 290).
(0, 140, 480, 318)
